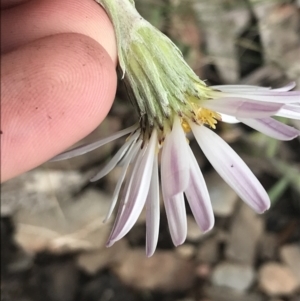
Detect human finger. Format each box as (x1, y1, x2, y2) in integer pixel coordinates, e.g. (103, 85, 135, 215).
(1, 33, 117, 182)
(1, 0, 117, 65)
(0, 0, 27, 10)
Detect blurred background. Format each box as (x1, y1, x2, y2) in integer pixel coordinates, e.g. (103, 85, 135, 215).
(1, 0, 300, 300)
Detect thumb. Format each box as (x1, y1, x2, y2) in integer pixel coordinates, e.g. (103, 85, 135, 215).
(1, 33, 117, 182)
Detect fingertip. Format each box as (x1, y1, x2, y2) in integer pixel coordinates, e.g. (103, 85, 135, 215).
(1, 33, 117, 182)
(1, 0, 118, 65)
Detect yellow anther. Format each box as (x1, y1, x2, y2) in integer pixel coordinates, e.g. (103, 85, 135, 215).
(180, 108, 220, 133)
(197, 108, 221, 129)
(181, 119, 191, 133)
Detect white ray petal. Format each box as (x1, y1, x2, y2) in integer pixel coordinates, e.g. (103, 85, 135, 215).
(203, 97, 282, 118)
(212, 82, 296, 93)
(239, 117, 300, 141)
(191, 124, 270, 214)
(103, 140, 141, 223)
(105, 144, 141, 240)
(276, 104, 300, 120)
(212, 85, 271, 92)
(106, 147, 145, 247)
(185, 146, 214, 232)
(90, 131, 140, 182)
(271, 82, 296, 92)
(50, 124, 138, 161)
(161, 117, 190, 197)
(145, 155, 160, 257)
(163, 193, 187, 246)
(117, 137, 141, 166)
(219, 113, 240, 124)
(212, 90, 300, 103)
(107, 130, 157, 245)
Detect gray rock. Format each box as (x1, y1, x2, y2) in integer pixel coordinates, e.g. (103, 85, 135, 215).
(196, 234, 220, 264)
(193, 0, 251, 83)
(211, 262, 255, 292)
(175, 244, 196, 259)
(186, 215, 206, 242)
(258, 262, 299, 296)
(250, 2, 300, 85)
(226, 203, 263, 265)
(280, 244, 300, 284)
(250, 2, 300, 63)
(205, 171, 239, 217)
(1, 169, 88, 216)
(76, 240, 129, 274)
(112, 249, 195, 292)
(13, 188, 112, 253)
(258, 233, 278, 260)
(204, 285, 264, 301)
(105, 166, 123, 194)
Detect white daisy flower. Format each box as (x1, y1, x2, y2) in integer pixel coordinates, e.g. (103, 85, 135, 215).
(52, 83, 300, 257)
(52, 0, 300, 256)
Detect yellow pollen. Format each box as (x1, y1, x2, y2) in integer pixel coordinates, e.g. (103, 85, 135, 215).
(197, 108, 221, 129)
(180, 108, 221, 132)
(181, 119, 191, 133)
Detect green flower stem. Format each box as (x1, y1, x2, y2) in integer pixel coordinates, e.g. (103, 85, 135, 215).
(95, 0, 210, 131)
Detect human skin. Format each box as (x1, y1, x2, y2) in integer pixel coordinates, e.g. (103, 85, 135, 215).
(1, 0, 118, 182)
